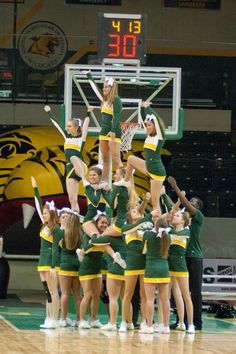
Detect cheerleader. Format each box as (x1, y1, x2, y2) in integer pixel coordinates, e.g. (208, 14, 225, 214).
(79, 214, 111, 329)
(140, 216, 171, 334)
(57, 211, 81, 326)
(168, 210, 195, 334)
(114, 101, 166, 211)
(44, 105, 92, 213)
(31, 176, 60, 329)
(119, 208, 153, 332)
(90, 232, 127, 331)
(82, 70, 123, 183)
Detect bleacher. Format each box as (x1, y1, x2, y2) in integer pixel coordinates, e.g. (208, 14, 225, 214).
(165, 131, 236, 217)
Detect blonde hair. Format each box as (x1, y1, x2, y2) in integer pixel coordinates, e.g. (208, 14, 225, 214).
(41, 205, 59, 233)
(116, 167, 139, 210)
(156, 217, 170, 259)
(103, 80, 118, 105)
(64, 214, 81, 250)
(69, 118, 82, 135)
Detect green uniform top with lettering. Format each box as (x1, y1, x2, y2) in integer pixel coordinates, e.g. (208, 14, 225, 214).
(79, 232, 105, 280)
(142, 229, 170, 283)
(168, 227, 190, 276)
(87, 72, 122, 142)
(122, 213, 153, 275)
(102, 185, 129, 232)
(51, 226, 64, 270)
(33, 186, 53, 271)
(141, 106, 166, 180)
(186, 209, 204, 259)
(91, 234, 126, 280)
(83, 185, 106, 224)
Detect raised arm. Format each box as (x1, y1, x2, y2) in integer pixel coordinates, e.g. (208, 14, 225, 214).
(141, 101, 165, 140)
(31, 176, 43, 223)
(44, 105, 66, 140)
(82, 71, 103, 102)
(167, 176, 197, 216)
(138, 192, 151, 215)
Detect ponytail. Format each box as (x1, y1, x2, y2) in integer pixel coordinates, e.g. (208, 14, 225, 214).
(156, 217, 170, 259)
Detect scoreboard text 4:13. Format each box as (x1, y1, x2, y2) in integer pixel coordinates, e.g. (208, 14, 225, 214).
(98, 13, 147, 64)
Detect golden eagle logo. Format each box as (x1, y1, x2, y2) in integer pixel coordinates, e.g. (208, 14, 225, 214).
(28, 33, 59, 58)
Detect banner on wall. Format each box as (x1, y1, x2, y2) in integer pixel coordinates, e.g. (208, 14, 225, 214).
(164, 0, 220, 9)
(203, 258, 236, 293)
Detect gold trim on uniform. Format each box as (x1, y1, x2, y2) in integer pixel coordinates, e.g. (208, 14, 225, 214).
(169, 271, 189, 277)
(37, 266, 51, 271)
(171, 239, 187, 248)
(125, 269, 145, 276)
(144, 142, 158, 150)
(79, 274, 102, 281)
(144, 277, 170, 283)
(113, 224, 122, 232)
(84, 246, 106, 254)
(58, 270, 79, 276)
(126, 235, 143, 244)
(55, 266, 60, 272)
(101, 269, 108, 275)
(101, 106, 113, 115)
(148, 172, 166, 181)
(107, 273, 125, 281)
(40, 231, 53, 243)
(66, 167, 75, 180)
(64, 144, 81, 151)
(99, 135, 121, 143)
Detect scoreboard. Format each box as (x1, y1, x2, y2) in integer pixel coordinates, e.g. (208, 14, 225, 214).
(98, 13, 146, 64)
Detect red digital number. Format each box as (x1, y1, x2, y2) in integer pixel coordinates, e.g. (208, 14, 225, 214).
(108, 34, 120, 57)
(123, 34, 136, 58)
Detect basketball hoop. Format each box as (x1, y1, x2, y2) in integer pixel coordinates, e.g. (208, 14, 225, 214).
(120, 122, 140, 152)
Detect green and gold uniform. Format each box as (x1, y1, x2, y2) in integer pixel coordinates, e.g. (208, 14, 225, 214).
(91, 234, 126, 281)
(83, 185, 106, 225)
(48, 110, 89, 181)
(102, 185, 128, 232)
(33, 186, 53, 272)
(79, 232, 105, 281)
(168, 228, 190, 277)
(122, 213, 153, 276)
(143, 229, 170, 283)
(141, 106, 166, 181)
(87, 72, 122, 142)
(58, 238, 80, 277)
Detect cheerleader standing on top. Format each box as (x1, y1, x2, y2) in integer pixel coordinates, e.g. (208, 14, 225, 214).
(114, 101, 166, 212)
(44, 105, 92, 213)
(82, 70, 123, 184)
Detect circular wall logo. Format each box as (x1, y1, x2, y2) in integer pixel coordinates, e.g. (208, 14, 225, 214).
(18, 21, 67, 70)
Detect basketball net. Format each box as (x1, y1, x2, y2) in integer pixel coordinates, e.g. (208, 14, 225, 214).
(120, 122, 140, 152)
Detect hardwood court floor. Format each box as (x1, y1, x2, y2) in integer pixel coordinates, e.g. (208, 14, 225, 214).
(0, 292, 236, 354)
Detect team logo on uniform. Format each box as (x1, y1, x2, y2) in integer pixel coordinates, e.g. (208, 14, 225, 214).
(18, 21, 67, 70)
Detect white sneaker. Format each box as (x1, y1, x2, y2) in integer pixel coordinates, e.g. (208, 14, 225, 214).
(76, 248, 85, 262)
(139, 324, 154, 334)
(42, 319, 58, 329)
(127, 323, 134, 331)
(79, 320, 91, 329)
(58, 319, 67, 327)
(40, 317, 50, 328)
(113, 178, 131, 188)
(161, 326, 170, 334)
(89, 319, 103, 328)
(66, 317, 76, 327)
(101, 322, 117, 331)
(119, 321, 127, 332)
(187, 324, 195, 334)
(176, 323, 186, 331)
(139, 320, 146, 331)
(112, 252, 126, 269)
(153, 322, 164, 333)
